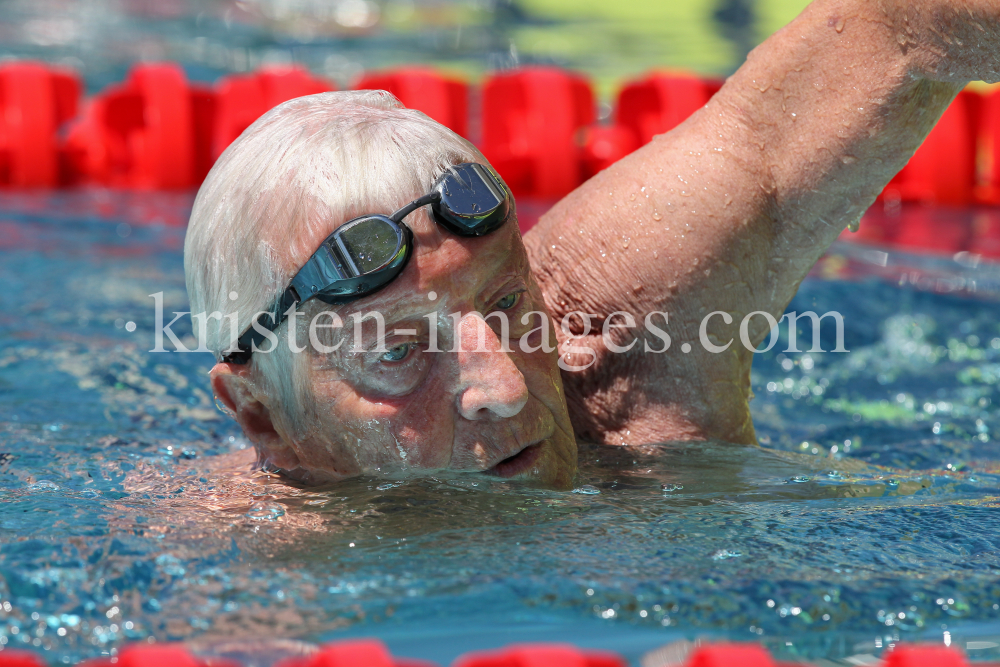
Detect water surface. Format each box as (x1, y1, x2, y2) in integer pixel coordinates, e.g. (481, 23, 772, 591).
(1, 196, 1000, 665)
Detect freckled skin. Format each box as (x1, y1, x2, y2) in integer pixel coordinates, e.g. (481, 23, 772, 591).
(212, 0, 1000, 486)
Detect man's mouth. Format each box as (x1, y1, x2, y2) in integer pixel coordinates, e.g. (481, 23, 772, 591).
(483, 441, 545, 479)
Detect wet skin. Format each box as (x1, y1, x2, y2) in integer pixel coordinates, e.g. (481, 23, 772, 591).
(211, 209, 578, 488)
(528, 0, 1000, 447)
(213, 0, 1000, 486)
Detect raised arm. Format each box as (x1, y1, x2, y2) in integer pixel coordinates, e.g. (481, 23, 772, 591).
(525, 0, 1000, 444)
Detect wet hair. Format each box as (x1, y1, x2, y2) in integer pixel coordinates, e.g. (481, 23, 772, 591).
(184, 90, 484, 438)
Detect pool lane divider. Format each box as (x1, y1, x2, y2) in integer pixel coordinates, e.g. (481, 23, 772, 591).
(1, 60, 998, 201)
(0, 640, 994, 667)
(2, 60, 1000, 259)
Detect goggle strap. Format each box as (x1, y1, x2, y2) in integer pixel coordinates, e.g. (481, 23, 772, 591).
(222, 286, 301, 365)
(389, 192, 439, 223)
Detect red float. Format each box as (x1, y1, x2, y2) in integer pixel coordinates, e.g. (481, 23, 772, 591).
(355, 67, 468, 138)
(452, 643, 624, 667)
(615, 72, 723, 147)
(74, 644, 240, 667)
(883, 645, 970, 667)
(481, 66, 595, 198)
(213, 66, 334, 161)
(579, 125, 639, 179)
(0, 649, 47, 667)
(976, 85, 1000, 204)
(684, 644, 851, 667)
(880, 89, 978, 206)
(0, 61, 80, 187)
(64, 63, 215, 189)
(685, 644, 781, 667)
(275, 639, 434, 667)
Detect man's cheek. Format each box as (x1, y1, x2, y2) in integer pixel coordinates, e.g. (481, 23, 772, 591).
(395, 425, 452, 468)
(395, 403, 454, 468)
(520, 348, 566, 400)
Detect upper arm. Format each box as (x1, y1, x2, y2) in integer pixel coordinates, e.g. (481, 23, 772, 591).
(531, 0, 961, 328)
(524, 0, 972, 442)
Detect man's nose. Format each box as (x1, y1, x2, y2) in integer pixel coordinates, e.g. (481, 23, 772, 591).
(455, 313, 529, 420)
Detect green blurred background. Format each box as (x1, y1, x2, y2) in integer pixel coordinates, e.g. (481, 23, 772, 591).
(0, 0, 811, 98)
(499, 0, 810, 95)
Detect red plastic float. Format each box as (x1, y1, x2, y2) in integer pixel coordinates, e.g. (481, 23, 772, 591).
(0, 649, 46, 667)
(0, 61, 80, 187)
(579, 124, 639, 179)
(579, 72, 722, 179)
(355, 67, 468, 138)
(481, 66, 595, 198)
(64, 63, 215, 189)
(883, 645, 974, 667)
(213, 66, 334, 161)
(275, 639, 434, 667)
(81, 644, 238, 667)
(880, 89, 979, 206)
(615, 72, 723, 148)
(975, 85, 1000, 205)
(453, 643, 625, 667)
(3, 640, 998, 667)
(686, 644, 786, 667)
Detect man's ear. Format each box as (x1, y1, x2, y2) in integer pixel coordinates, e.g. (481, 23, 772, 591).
(210, 362, 301, 471)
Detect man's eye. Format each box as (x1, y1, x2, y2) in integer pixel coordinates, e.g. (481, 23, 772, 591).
(380, 343, 412, 362)
(496, 292, 520, 310)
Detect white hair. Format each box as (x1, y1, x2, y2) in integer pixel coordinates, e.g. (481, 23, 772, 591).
(184, 90, 485, 436)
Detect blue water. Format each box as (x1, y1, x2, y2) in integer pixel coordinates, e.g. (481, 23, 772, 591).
(2, 194, 1000, 666)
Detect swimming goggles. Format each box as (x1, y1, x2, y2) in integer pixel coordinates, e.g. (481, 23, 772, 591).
(223, 162, 512, 364)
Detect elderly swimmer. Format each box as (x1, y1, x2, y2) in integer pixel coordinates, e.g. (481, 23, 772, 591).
(185, 0, 1000, 488)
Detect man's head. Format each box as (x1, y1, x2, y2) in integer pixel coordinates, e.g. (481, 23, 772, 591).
(184, 90, 577, 488)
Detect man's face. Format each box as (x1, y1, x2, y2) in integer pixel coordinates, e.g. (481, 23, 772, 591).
(272, 198, 578, 488)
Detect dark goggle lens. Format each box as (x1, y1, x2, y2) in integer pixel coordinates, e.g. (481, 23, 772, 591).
(432, 163, 510, 236)
(337, 217, 404, 274)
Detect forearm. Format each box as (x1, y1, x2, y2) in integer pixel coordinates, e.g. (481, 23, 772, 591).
(882, 0, 1000, 84)
(707, 0, 1000, 322)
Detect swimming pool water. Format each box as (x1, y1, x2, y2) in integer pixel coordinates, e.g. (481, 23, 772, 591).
(2, 194, 1000, 666)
